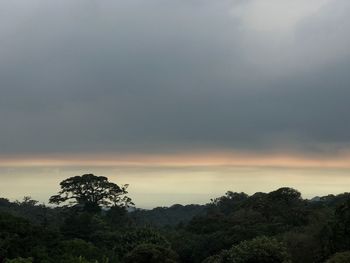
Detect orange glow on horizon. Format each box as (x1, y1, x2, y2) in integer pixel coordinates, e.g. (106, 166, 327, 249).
(1, 151, 350, 168)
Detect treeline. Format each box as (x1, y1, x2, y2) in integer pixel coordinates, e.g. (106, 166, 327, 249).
(0, 174, 350, 263)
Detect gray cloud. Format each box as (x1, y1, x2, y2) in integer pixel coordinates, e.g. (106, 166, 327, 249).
(1, 0, 350, 156)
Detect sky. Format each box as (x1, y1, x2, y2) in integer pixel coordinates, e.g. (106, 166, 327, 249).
(1, 0, 350, 207)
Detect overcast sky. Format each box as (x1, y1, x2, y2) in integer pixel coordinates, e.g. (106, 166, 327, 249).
(1, 0, 350, 158)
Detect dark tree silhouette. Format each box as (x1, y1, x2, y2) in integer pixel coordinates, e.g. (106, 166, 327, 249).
(49, 174, 133, 212)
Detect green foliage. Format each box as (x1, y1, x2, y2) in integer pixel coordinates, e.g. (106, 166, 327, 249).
(0, 196, 62, 227)
(60, 212, 109, 240)
(282, 229, 324, 263)
(1, 183, 350, 263)
(113, 228, 170, 257)
(57, 239, 102, 262)
(332, 199, 350, 249)
(124, 244, 179, 263)
(105, 205, 131, 228)
(130, 204, 205, 227)
(227, 236, 291, 263)
(203, 236, 291, 263)
(325, 251, 350, 263)
(0, 212, 55, 260)
(4, 258, 33, 263)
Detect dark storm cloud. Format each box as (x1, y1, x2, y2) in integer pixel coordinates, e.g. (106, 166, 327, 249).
(0, 0, 350, 156)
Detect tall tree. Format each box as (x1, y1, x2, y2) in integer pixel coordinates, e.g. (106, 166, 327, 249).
(49, 174, 133, 212)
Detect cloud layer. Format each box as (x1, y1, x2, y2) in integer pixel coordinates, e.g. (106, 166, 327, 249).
(1, 0, 350, 157)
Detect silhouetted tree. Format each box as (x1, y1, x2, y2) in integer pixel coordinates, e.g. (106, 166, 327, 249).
(49, 174, 133, 212)
(16, 197, 38, 207)
(209, 191, 248, 215)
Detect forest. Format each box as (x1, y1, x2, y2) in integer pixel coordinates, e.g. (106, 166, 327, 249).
(1, 173, 350, 263)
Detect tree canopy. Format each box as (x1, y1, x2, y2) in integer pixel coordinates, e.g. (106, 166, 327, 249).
(203, 236, 291, 263)
(1, 184, 350, 263)
(49, 174, 133, 212)
(325, 251, 350, 263)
